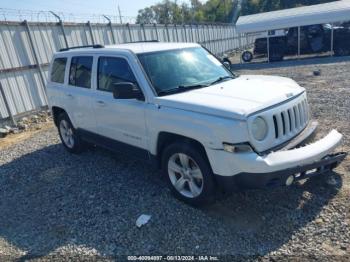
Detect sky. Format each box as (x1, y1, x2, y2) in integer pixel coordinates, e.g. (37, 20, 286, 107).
(0, 0, 194, 18)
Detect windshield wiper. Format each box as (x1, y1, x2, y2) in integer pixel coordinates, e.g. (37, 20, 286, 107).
(157, 84, 208, 96)
(178, 84, 208, 89)
(209, 75, 235, 86)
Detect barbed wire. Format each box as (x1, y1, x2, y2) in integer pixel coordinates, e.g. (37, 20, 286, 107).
(0, 8, 137, 24)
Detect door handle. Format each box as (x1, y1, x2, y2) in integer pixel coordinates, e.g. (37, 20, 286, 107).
(96, 100, 106, 106)
(66, 94, 74, 98)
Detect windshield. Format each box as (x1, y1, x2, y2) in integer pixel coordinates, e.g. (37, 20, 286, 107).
(137, 47, 234, 96)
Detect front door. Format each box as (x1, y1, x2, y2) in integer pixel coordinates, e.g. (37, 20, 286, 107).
(91, 55, 148, 150)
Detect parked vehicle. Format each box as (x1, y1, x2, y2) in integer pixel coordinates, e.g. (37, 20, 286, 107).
(243, 23, 350, 62)
(47, 42, 346, 205)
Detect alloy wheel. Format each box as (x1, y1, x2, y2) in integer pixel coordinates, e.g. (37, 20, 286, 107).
(168, 153, 204, 198)
(59, 119, 75, 149)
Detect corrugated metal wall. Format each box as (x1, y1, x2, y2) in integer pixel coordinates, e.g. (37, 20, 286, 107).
(0, 20, 255, 121)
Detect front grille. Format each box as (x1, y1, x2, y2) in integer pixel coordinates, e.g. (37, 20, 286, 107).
(272, 98, 308, 139)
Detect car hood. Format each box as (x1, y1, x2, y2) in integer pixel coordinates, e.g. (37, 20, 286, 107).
(154, 75, 305, 120)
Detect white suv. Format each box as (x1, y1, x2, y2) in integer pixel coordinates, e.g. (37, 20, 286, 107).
(47, 42, 346, 205)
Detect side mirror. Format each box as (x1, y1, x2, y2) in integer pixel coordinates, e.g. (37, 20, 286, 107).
(112, 82, 144, 100)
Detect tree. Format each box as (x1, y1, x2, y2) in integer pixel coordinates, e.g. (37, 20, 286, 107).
(136, 7, 155, 24)
(136, 0, 338, 24)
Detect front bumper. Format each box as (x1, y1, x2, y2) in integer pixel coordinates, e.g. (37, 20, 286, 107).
(206, 129, 346, 189)
(216, 152, 346, 190)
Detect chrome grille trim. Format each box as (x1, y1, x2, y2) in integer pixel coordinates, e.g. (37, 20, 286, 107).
(248, 92, 310, 153)
(273, 98, 308, 139)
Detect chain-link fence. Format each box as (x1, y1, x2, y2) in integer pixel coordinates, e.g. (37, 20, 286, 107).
(0, 9, 256, 123)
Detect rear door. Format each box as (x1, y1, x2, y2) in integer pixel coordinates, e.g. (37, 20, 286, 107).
(91, 55, 148, 149)
(65, 55, 96, 131)
(47, 56, 68, 109)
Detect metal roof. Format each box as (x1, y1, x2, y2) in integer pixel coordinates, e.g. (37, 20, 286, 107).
(236, 0, 350, 33)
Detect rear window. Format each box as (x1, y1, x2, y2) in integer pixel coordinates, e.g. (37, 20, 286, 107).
(69, 56, 93, 88)
(51, 58, 67, 83)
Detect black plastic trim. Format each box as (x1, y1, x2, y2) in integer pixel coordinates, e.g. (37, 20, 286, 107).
(215, 152, 347, 191)
(60, 44, 104, 52)
(77, 128, 157, 164)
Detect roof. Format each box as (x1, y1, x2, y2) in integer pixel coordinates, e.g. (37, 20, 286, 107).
(59, 42, 200, 55)
(236, 0, 350, 33)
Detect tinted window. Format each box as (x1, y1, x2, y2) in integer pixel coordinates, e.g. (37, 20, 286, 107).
(98, 57, 137, 92)
(69, 56, 93, 88)
(51, 58, 67, 83)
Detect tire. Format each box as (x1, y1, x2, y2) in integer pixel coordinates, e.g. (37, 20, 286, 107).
(57, 112, 85, 153)
(241, 50, 253, 62)
(222, 58, 232, 67)
(269, 52, 284, 62)
(334, 46, 350, 56)
(161, 142, 216, 206)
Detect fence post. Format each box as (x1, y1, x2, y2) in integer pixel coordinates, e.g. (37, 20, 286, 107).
(203, 24, 208, 45)
(87, 21, 95, 44)
(165, 24, 170, 42)
(0, 81, 16, 125)
(239, 32, 243, 64)
(126, 23, 132, 42)
(103, 15, 116, 44)
(23, 20, 46, 90)
(183, 24, 187, 42)
(330, 23, 334, 56)
(196, 24, 200, 43)
(141, 23, 147, 41)
(50, 11, 69, 49)
(206, 24, 211, 49)
(58, 20, 69, 48)
(267, 32, 270, 63)
(297, 26, 301, 59)
(153, 23, 159, 41)
(174, 24, 179, 42)
(189, 24, 194, 42)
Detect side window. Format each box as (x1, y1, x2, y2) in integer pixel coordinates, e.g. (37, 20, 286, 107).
(98, 56, 138, 92)
(51, 57, 67, 83)
(69, 56, 93, 88)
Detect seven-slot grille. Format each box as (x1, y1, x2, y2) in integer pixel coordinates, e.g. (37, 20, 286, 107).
(272, 98, 309, 139)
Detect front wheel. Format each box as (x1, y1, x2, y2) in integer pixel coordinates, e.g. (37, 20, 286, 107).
(162, 142, 216, 206)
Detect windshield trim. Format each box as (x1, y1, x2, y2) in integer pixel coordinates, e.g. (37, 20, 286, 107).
(137, 46, 235, 97)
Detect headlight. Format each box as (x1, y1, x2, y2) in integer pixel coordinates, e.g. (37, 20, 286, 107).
(252, 116, 268, 141)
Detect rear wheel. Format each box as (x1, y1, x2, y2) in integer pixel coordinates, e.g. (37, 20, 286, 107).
(162, 142, 216, 206)
(57, 113, 85, 153)
(242, 50, 253, 62)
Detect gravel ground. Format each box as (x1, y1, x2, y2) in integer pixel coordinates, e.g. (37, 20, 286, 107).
(0, 56, 349, 261)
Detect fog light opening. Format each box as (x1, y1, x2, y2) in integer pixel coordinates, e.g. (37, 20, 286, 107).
(286, 175, 295, 186)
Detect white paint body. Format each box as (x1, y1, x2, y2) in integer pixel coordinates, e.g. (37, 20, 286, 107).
(47, 43, 343, 177)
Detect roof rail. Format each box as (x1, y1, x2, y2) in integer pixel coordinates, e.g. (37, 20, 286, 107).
(122, 40, 159, 44)
(59, 44, 104, 52)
